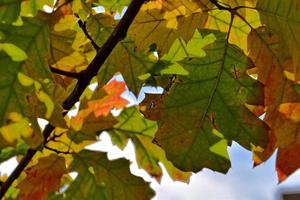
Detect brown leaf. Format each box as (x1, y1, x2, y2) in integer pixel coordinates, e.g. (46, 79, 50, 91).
(248, 27, 300, 181)
(17, 154, 67, 200)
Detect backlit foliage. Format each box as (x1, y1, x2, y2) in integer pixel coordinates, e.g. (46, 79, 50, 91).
(0, 0, 299, 199)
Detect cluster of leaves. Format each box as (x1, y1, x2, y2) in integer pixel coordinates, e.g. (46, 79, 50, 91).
(0, 0, 299, 199)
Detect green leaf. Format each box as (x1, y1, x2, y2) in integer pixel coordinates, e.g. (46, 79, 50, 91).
(0, 0, 22, 23)
(0, 140, 28, 164)
(108, 108, 161, 179)
(108, 107, 191, 182)
(21, 0, 54, 16)
(0, 17, 65, 148)
(205, 3, 261, 53)
(65, 150, 155, 200)
(98, 39, 156, 95)
(86, 13, 116, 47)
(0, 43, 27, 61)
(143, 29, 269, 173)
(158, 30, 216, 75)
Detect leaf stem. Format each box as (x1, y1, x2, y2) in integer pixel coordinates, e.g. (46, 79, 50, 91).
(0, 0, 145, 197)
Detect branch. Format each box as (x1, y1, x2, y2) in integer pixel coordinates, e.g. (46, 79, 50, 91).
(77, 19, 101, 51)
(50, 66, 81, 79)
(45, 132, 65, 143)
(209, 0, 231, 11)
(0, 0, 145, 197)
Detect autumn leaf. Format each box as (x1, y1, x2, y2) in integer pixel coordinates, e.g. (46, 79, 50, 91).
(142, 29, 269, 173)
(0, 17, 67, 148)
(71, 80, 129, 131)
(257, 0, 300, 80)
(2, 0, 300, 198)
(86, 13, 116, 47)
(0, 113, 33, 148)
(17, 154, 67, 200)
(248, 26, 300, 182)
(107, 107, 191, 182)
(128, 0, 212, 55)
(278, 103, 300, 122)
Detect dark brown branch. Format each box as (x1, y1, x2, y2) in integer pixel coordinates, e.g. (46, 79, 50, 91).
(209, 0, 231, 11)
(50, 66, 81, 79)
(77, 19, 101, 51)
(0, 0, 145, 197)
(45, 132, 65, 143)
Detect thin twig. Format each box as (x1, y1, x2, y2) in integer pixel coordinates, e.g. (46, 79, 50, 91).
(77, 19, 101, 51)
(50, 66, 81, 79)
(44, 145, 73, 155)
(45, 132, 66, 143)
(0, 0, 146, 197)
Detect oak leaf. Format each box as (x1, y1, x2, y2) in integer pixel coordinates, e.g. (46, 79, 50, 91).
(248, 27, 300, 182)
(71, 80, 129, 131)
(128, 0, 211, 55)
(17, 154, 67, 200)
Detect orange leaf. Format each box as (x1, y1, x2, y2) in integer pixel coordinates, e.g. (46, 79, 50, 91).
(276, 144, 300, 182)
(278, 103, 300, 122)
(248, 27, 300, 181)
(71, 80, 129, 131)
(17, 154, 67, 200)
(90, 80, 129, 117)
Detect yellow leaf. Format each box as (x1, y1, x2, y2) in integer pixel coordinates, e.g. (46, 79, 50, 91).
(36, 91, 54, 119)
(17, 73, 55, 119)
(0, 113, 33, 145)
(279, 103, 300, 122)
(128, 0, 211, 55)
(17, 72, 34, 87)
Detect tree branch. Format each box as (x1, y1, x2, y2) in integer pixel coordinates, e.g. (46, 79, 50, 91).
(0, 0, 145, 197)
(50, 66, 81, 79)
(209, 0, 231, 11)
(77, 19, 101, 51)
